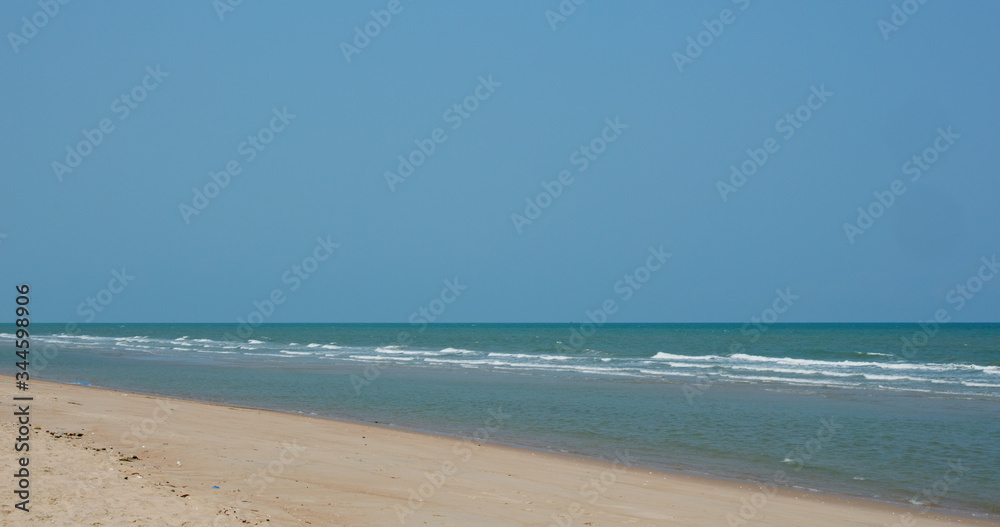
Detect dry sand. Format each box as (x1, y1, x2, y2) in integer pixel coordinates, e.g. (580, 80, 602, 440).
(1, 377, 996, 526)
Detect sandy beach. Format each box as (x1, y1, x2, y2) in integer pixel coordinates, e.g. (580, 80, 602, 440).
(1, 377, 995, 526)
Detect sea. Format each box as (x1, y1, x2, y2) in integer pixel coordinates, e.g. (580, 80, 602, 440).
(4, 323, 999, 519)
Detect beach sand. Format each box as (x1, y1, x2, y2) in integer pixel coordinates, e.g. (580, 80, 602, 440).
(1, 378, 995, 526)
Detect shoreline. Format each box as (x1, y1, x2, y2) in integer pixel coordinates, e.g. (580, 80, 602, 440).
(23, 375, 999, 521)
(3, 376, 998, 525)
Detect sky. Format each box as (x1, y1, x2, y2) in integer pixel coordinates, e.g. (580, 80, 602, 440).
(2, 1, 999, 324)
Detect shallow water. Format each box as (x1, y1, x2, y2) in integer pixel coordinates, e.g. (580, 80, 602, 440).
(7, 323, 999, 517)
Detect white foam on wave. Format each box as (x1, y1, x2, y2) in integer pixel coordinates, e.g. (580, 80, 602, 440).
(491, 361, 634, 375)
(730, 353, 994, 374)
(728, 365, 855, 377)
(731, 353, 882, 368)
(375, 347, 431, 355)
(664, 362, 716, 369)
(306, 343, 322, 348)
(651, 352, 723, 361)
(351, 354, 414, 362)
(440, 347, 479, 354)
(115, 336, 152, 343)
(487, 352, 573, 361)
(321, 344, 342, 350)
(424, 358, 487, 365)
(247, 339, 264, 344)
(424, 358, 634, 376)
(657, 352, 999, 376)
(279, 350, 315, 356)
(961, 381, 1000, 388)
(860, 374, 956, 383)
(717, 373, 862, 388)
(637, 369, 701, 378)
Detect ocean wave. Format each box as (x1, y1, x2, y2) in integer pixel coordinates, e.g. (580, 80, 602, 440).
(651, 352, 724, 361)
(351, 354, 414, 362)
(7, 330, 999, 398)
(440, 347, 479, 354)
(375, 347, 431, 355)
(652, 351, 997, 375)
(716, 374, 862, 388)
(663, 362, 717, 369)
(960, 381, 1000, 388)
(728, 365, 856, 377)
(636, 369, 701, 378)
(487, 352, 573, 361)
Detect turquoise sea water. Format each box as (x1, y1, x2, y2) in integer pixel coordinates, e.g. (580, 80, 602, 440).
(5, 323, 999, 518)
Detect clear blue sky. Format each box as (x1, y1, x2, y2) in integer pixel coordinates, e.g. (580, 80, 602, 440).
(3, 1, 998, 323)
